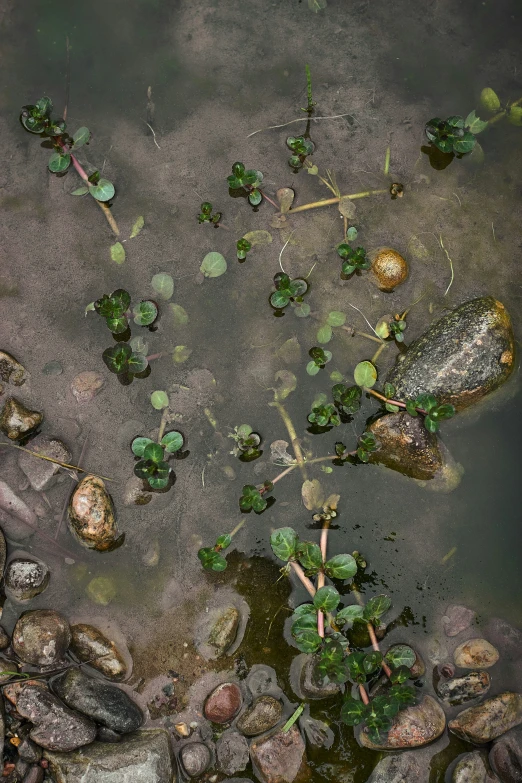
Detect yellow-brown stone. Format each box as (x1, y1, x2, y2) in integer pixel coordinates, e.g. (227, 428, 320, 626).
(369, 248, 408, 292)
(68, 475, 122, 552)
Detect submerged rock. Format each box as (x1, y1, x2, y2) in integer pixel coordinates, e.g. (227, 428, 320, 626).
(484, 618, 522, 662)
(204, 682, 242, 724)
(68, 475, 122, 552)
(70, 371, 105, 404)
(12, 610, 71, 666)
(236, 695, 283, 736)
(489, 725, 522, 782)
(436, 671, 491, 706)
(17, 435, 71, 491)
(87, 576, 117, 605)
(0, 625, 10, 649)
(217, 730, 250, 775)
(369, 248, 409, 292)
(454, 639, 500, 669)
(17, 684, 96, 751)
(250, 725, 309, 783)
(368, 411, 443, 480)
(443, 605, 477, 637)
(360, 695, 446, 750)
(367, 751, 428, 783)
(5, 557, 50, 601)
(452, 751, 499, 783)
(180, 742, 212, 777)
(0, 397, 43, 440)
(386, 297, 515, 412)
(0, 526, 6, 581)
(207, 606, 240, 657)
(70, 623, 128, 681)
(0, 351, 26, 387)
(449, 692, 522, 744)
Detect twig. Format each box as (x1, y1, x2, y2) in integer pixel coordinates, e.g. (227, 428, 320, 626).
(346, 302, 380, 337)
(259, 189, 279, 210)
(316, 519, 330, 638)
(282, 703, 305, 732)
(383, 146, 390, 176)
(246, 113, 355, 139)
(439, 235, 454, 297)
(142, 120, 161, 150)
(278, 233, 294, 273)
(55, 429, 90, 539)
(0, 441, 113, 482)
(287, 189, 388, 214)
(272, 402, 308, 480)
(364, 387, 427, 415)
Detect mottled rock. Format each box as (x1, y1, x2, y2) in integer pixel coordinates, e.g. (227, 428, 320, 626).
(17, 737, 42, 763)
(68, 475, 122, 552)
(217, 730, 249, 775)
(3, 679, 47, 706)
(490, 725, 522, 782)
(300, 654, 340, 699)
(454, 639, 500, 669)
(0, 527, 6, 581)
(484, 618, 522, 662)
(70, 624, 128, 681)
(17, 435, 71, 491)
(452, 751, 499, 783)
(386, 297, 515, 412)
(70, 371, 105, 404)
(360, 695, 446, 749)
(386, 644, 425, 678)
(367, 751, 427, 783)
(443, 605, 477, 637)
(369, 248, 409, 292)
(207, 606, 240, 657)
(368, 411, 443, 480)
(45, 729, 174, 782)
(236, 696, 283, 736)
(96, 726, 122, 743)
(12, 610, 71, 666)
(204, 682, 242, 724)
(0, 626, 9, 650)
(5, 557, 50, 601)
(437, 671, 491, 706)
(449, 693, 522, 744)
(52, 668, 143, 734)
(22, 764, 44, 783)
(180, 742, 211, 777)
(250, 725, 308, 783)
(0, 397, 43, 440)
(0, 351, 26, 386)
(123, 475, 152, 507)
(17, 685, 96, 751)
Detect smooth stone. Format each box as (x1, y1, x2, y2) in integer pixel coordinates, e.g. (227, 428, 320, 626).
(68, 475, 122, 552)
(385, 644, 426, 678)
(367, 751, 428, 783)
(490, 725, 522, 782)
(22, 764, 44, 783)
(204, 682, 242, 724)
(368, 411, 443, 480)
(45, 729, 174, 782)
(0, 351, 26, 386)
(42, 360, 63, 376)
(369, 248, 409, 292)
(236, 696, 283, 736)
(454, 639, 500, 669)
(443, 605, 477, 637)
(180, 742, 211, 777)
(484, 618, 522, 662)
(217, 730, 249, 775)
(12, 610, 71, 666)
(449, 693, 522, 744)
(452, 751, 499, 783)
(17, 435, 71, 491)
(207, 606, 240, 657)
(123, 475, 152, 507)
(5, 557, 50, 601)
(437, 671, 491, 706)
(386, 297, 515, 412)
(0, 397, 43, 440)
(96, 726, 122, 743)
(52, 668, 143, 734)
(17, 737, 42, 763)
(70, 371, 105, 404)
(360, 695, 446, 749)
(0, 626, 9, 650)
(300, 654, 340, 699)
(17, 684, 96, 752)
(250, 725, 309, 783)
(70, 624, 128, 681)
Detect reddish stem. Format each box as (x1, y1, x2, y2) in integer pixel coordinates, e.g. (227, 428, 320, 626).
(365, 388, 427, 416)
(367, 622, 392, 678)
(145, 352, 164, 362)
(259, 189, 279, 210)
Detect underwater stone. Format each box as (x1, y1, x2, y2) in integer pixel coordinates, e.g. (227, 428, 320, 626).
(70, 623, 128, 681)
(443, 605, 477, 637)
(0, 397, 43, 440)
(87, 576, 117, 606)
(12, 610, 71, 666)
(484, 618, 522, 662)
(449, 693, 522, 744)
(204, 682, 242, 724)
(452, 751, 499, 783)
(0, 351, 26, 387)
(386, 297, 515, 412)
(236, 696, 283, 736)
(360, 695, 446, 750)
(217, 730, 249, 775)
(17, 685, 96, 752)
(366, 751, 427, 783)
(436, 671, 491, 706)
(489, 725, 522, 782)
(180, 742, 212, 777)
(0, 526, 6, 582)
(0, 625, 9, 650)
(369, 248, 408, 292)
(454, 638, 500, 669)
(250, 725, 309, 783)
(68, 475, 122, 552)
(5, 557, 50, 601)
(207, 606, 240, 657)
(368, 411, 443, 480)
(70, 371, 105, 404)
(17, 435, 71, 491)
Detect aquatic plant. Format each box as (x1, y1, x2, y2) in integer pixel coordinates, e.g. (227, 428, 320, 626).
(337, 244, 370, 277)
(228, 425, 262, 461)
(306, 347, 332, 376)
(270, 273, 309, 311)
(227, 162, 265, 207)
(287, 135, 315, 170)
(236, 238, 252, 261)
(198, 202, 222, 225)
(102, 343, 149, 380)
(131, 430, 184, 490)
(424, 115, 481, 155)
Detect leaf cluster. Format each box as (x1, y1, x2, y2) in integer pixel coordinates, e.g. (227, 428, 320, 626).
(424, 114, 486, 155)
(270, 273, 309, 310)
(308, 403, 339, 428)
(198, 202, 221, 225)
(306, 347, 332, 376)
(383, 384, 455, 433)
(236, 238, 252, 260)
(341, 684, 416, 743)
(239, 481, 272, 513)
(227, 161, 264, 206)
(286, 135, 315, 169)
(228, 424, 262, 461)
(337, 244, 370, 277)
(131, 431, 184, 489)
(198, 533, 232, 572)
(270, 527, 357, 581)
(332, 383, 361, 418)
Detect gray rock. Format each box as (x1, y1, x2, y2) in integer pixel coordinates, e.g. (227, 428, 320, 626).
(452, 751, 499, 782)
(204, 682, 242, 724)
(22, 765, 44, 783)
(300, 654, 340, 699)
(367, 751, 427, 783)
(52, 668, 143, 734)
(449, 693, 522, 744)
(443, 605, 477, 637)
(70, 624, 128, 681)
(17, 737, 42, 763)
(180, 742, 211, 777)
(17, 435, 71, 491)
(484, 618, 522, 662)
(0, 526, 5, 582)
(437, 671, 491, 706)
(0, 397, 43, 440)
(454, 639, 500, 669)
(489, 725, 522, 782)
(0, 692, 5, 772)
(45, 728, 174, 782)
(68, 475, 122, 552)
(12, 610, 71, 666)
(5, 557, 50, 601)
(0, 351, 26, 387)
(0, 626, 9, 650)
(386, 297, 515, 412)
(207, 606, 240, 657)
(17, 684, 96, 752)
(217, 730, 249, 775)
(250, 725, 308, 783)
(360, 695, 446, 750)
(236, 695, 283, 736)
(96, 726, 122, 743)
(367, 411, 443, 480)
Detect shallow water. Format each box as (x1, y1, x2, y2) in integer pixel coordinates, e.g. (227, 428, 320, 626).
(1, 0, 522, 779)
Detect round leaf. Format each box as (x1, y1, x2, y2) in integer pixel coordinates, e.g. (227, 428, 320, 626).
(270, 291, 290, 309)
(128, 353, 148, 374)
(102, 344, 131, 374)
(336, 604, 364, 626)
(324, 553, 357, 580)
(151, 273, 174, 300)
(172, 345, 192, 363)
(364, 594, 392, 621)
(131, 436, 154, 457)
(110, 242, 126, 265)
(130, 215, 145, 238)
(71, 186, 89, 196)
(48, 152, 71, 173)
(293, 629, 322, 654)
(317, 325, 333, 344)
(133, 300, 158, 326)
(313, 586, 341, 612)
(306, 361, 320, 376)
(242, 230, 272, 246)
(200, 252, 227, 278)
(161, 430, 184, 453)
(302, 479, 324, 511)
(346, 226, 358, 241)
(270, 527, 298, 562)
(340, 697, 367, 726)
(72, 126, 90, 147)
(130, 336, 149, 355)
(170, 304, 189, 324)
(106, 315, 128, 334)
(354, 360, 377, 388)
(150, 390, 169, 410)
(327, 311, 346, 327)
(90, 179, 115, 201)
(143, 442, 164, 463)
(248, 189, 262, 206)
(296, 541, 323, 572)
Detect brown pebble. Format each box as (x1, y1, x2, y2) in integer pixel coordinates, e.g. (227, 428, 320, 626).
(204, 682, 242, 724)
(369, 247, 408, 292)
(71, 371, 105, 403)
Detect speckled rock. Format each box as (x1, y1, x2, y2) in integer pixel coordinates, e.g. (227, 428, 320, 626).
(180, 742, 211, 777)
(5, 557, 50, 601)
(236, 696, 283, 736)
(250, 725, 309, 783)
(360, 695, 446, 750)
(17, 435, 71, 491)
(368, 411, 443, 480)
(489, 725, 522, 782)
(16, 684, 96, 751)
(436, 671, 491, 706)
(0, 351, 26, 387)
(204, 682, 242, 724)
(452, 751, 499, 782)
(367, 751, 427, 782)
(70, 623, 128, 681)
(12, 610, 71, 666)
(21, 765, 44, 783)
(17, 737, 42, 763)
(0, 527, 6, 581)
(449, 693, 522, 744)
(386, 297, 515, 412)
(369, 248, 409, 292)
(217, 730, 249, 775)
(68, 475, 122, 552)
(0, 397, 43, 440)
(443, 605, 477, 637)
(70, 371, 105, 404)
(207, 606, 240, 657)
(454, 639, 500, 669)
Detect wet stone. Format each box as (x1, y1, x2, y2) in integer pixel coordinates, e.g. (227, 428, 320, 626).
(22, 765, 44, 783)
(449, 692, 522, 744)
(17, 435, 71, 491)
(17, 737, 42, 764)
(207, 606, 240, 657)
(0, 351, 26, 386)
(204, 682, 242, 724)
(0, 626, 9, 650)
(96, 726, 122, 743)
(437, 671, 491, 706)
(300, 654, 340, 699)
(369, 248, 409, 292)
(454, 639, 500, 669)
(367, 751, 427, 783)
(368, 411, 443, 480)
(12, 610, 71, 666)
(17, 684, 96, 752)
(0, 397, 43, 440)
(360, 695, 446, 750)
(52, 668, 143, 734)
(236, 695, 283, 736)
(0, 527, 6, 582)
(68, 475, 122, 552)
(217, 730, 249, 775)
(70, 371, 105, 403)
(5, 557, 50, 601)
(443, 605, 477, 637)
(452, 751, 499, 783)
(250, 725, 309, 783)
(180, 742, 211, 777)
(484, 618, 522, 662)
(70, 623, 128, 681)
(386, 297, 515, 412)
(489, 725, 522, 782)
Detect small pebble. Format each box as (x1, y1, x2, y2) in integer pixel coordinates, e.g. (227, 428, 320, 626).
(42, 361, 63, 376)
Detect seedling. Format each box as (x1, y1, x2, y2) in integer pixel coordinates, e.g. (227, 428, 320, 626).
(131, 430, 184, 490)
(198, 534, 232, 572)
(337, 244, 370, 277)
(102, 344, 149, 380)
(332, 384, 362, 419)
(388, 316, 407, 343)
(307, 403, 340, 429)
(94, 289, 132, 335)
(228, 425, 262, 461)
(306, 347, 332, 376)
(287, 136, 315, 169)
(270, 273, 309, 311)
(227, 162, 264, 206)
(239, 481, 273, 513)
(236, 238, 252, 261)
(198, 202, 221, 225)
(424, 114, 486, 155)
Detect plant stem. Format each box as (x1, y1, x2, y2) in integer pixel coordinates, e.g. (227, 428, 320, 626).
(282, 703, 305, 732)
(157, 409, 170, 443)
(272, 402, 308, 479)
(287, 189, 388, 214)
(259, 189, 279, 210)
(364, 387, 427, 415)
(351, 587, 392, 679)
(268, 453, 355, 490)
(371, 342, 387, 364)
(145, 352, 164, 362)
(316, 518, 330, 638)
(487, 95, 522, 126)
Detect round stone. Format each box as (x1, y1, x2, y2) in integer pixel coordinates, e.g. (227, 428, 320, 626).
(180, 742, 211, 777)
(454, 639, 500, 669)
(70, 624, 128, 681)
(204, 683, 242, 724)
(236, 696, 283, 736)
(71, 371, 105, 403)
(5, 558, 50, 601)
(369, 248, 408, 292)
(12, 610, 71, 666)
(0, 397, 43, 440)
(68, 475, 122, 552)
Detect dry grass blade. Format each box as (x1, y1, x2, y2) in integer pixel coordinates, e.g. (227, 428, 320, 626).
(0, 441, 113, 482)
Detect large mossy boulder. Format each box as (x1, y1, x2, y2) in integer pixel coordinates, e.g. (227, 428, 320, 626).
(386, 297, 514, 412)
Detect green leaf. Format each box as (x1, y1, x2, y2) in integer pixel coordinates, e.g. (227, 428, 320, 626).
(106, 315, 128, 335)
(346, 226, 358, 241)
(306, 361, 320, 376)
(131, 436, 154, 457)
(324, 553, 357, 580)
(170, 304, 189, 324)
(133, 300, 158, 326)
(405, 399, 418, 417)
(274, 370, 297, 400)
(313, 586, 341, 612)
(129, 336, 149, 355)
(130, 215, 145, 238)
(201, 252, 227, 278)
(453, 131, 476, 154)
(308, 0, 327, 12)
(71, 186, 89, 196)
(364, 594, 392, 621)
(389, 665, 412, 684)
(150, 390, 169, 410)
(151, 273, 174, 300)
(385, 645, 416, 670)
(215, 534, 232, 550)
(48, 152, 71, 173)
(293, 629, 322, 653)
(161, 430, 184, 453)
(424, 415, 439, 433)
(296, 541, 323, 572)
(388, 684, 416, 706)
(36, 96, 53, 115)
(243, 230, 272, 246)
(72, 126, 90, 147)
(102, 343, 131, 374)
(271, 291, 290, 309)
(110, 242, 126, 265)
(270, 527, 298, 561)
(172, 345, 192, 363)
(336, 604, 364, 627)
(90, 178, 115, 201)
(385, 403, 400, 413)
(340, 697, 367, 726)
(327, 311, 346, 327)
(465, 110, 488, 134)
(354, 361, 377, 388)
(317, 325, 333, 344)
(198, 547, 228, 571)
(294, 302, 310, 318)
(363, 651, 383, 674)
(143, 442, 164, 463)
(248, 189, 262, 206)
